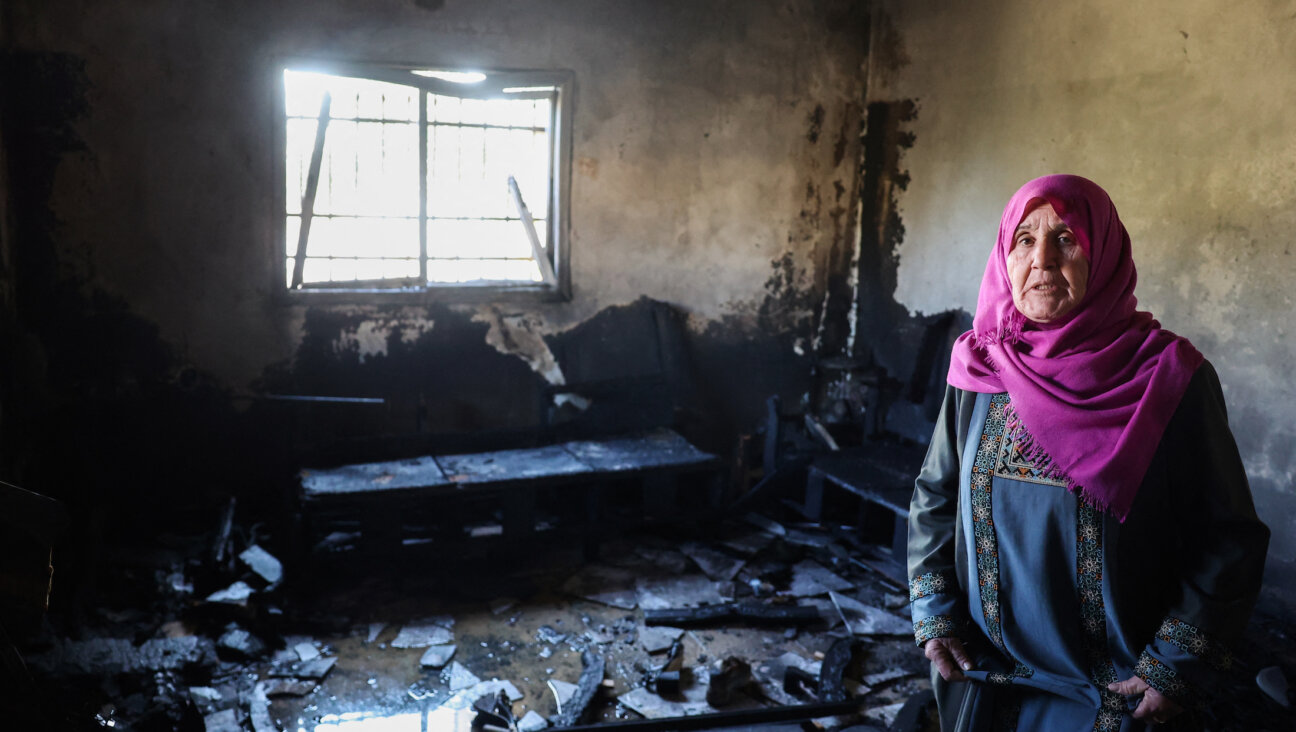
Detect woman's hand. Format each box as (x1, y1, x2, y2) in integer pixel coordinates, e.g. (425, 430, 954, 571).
(923, 637, 974, 682)
(1107, 676, 1184, 724)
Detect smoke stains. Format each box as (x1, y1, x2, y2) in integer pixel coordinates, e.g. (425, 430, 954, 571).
(807, 104, 826, 144)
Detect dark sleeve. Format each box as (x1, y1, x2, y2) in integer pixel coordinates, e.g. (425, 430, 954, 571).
(907, 385, 975, 646)
(1133, 362, 1270, 705)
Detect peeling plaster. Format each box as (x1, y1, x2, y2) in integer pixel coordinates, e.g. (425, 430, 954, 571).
(331, 312, 432, 360)
(472, 307, 566, 386)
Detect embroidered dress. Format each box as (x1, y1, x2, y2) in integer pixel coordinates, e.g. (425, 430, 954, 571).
(908, 362, 1267, 732)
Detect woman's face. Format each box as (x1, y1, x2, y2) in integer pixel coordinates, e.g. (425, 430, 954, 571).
(1008, 202, 1090, 323)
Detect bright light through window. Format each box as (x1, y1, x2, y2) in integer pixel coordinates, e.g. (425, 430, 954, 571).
(283, 65, 561, 290)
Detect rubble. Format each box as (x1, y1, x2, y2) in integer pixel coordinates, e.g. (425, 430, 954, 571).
(203, 708, 241, 732)
(517, 709, 549, 731)
(619, 681, 713, 719)
(293, 640, 321, 661)
(680, 542, 746, 581)
(639, 625, 684, 653)
(268, 656, 336, 680)
(636, 574, 727, 610)
(644, 602, 821, 627)
(390, 621, 454, 648)
(262, 678, 317, 697)
(206, 580, 255, 605)
(553, 650, 606, 727)
(238, 545, 283, 585)
(419, 643, 457, 668)
(830, 591, 912, 636)
(788, 560, 854, 597)
(217, 625, 266, 660)
(27, 635, 216, 676)
(705, 657, 755, 707)
(548, 678, 579, 710)
(441, 660, 482, 691)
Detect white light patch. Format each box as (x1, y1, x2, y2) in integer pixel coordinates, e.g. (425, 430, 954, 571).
(412, 70, 486, 84)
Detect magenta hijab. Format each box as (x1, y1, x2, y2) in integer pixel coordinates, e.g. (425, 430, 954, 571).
(947, 174, 1203, 520)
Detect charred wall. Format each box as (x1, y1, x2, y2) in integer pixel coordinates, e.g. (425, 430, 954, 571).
(0, 0, 875, 609)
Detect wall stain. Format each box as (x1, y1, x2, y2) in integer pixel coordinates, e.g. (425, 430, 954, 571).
(806, 104, 825, 144)
(853, 99, 967, 439)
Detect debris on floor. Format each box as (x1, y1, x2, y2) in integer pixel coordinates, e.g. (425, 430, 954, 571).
(16, 505, 1294, 732)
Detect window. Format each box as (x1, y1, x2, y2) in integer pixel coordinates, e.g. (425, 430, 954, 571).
(280, 62, 572, 296)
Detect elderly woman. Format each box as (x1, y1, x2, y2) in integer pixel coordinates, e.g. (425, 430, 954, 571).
(907, 175, 1269, 731)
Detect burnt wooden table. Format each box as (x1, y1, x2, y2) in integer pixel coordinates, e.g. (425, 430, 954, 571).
(299, 428, 720, 556)
(802, 441, 927, 568)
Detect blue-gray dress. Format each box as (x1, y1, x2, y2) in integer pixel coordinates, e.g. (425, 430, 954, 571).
(907, 361, 1268, 731)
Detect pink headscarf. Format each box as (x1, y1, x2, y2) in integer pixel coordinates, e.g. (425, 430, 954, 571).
(947, 174, 1203, 520)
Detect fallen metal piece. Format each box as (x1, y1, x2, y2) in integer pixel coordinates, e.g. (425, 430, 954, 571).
(817, 637, 859, 702)
(472, 690, 516, 730)
(643, 605, 729, 626)
(553, 650, 606, 727)
(649, 638, 687, 695)
(212, 497, 236, 565)
(553, 699, 864, 730)
(654, 668, 692, 696)
(783, 665, 818, 697)
(643, 603, 820, 627)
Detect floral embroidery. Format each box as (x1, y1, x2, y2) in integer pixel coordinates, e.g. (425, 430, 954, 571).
(914, 615, 956, 646)
(971, 394, 1010, 653)
(985, 662, 1035, 686)
(909, 571, 953, 603)
(1077, 498, 1122, 732)
(1156, 617, 1233, 671)
(1135, 652, 1190, 702)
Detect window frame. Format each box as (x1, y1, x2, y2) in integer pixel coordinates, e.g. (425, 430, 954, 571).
(271, 58, 574, 304)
